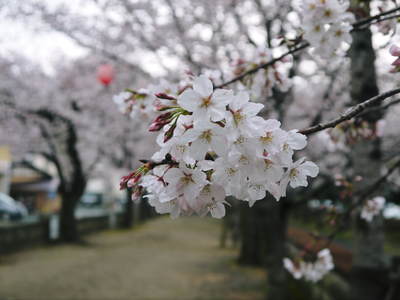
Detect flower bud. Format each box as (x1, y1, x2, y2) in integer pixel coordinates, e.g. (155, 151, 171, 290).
(391, 58, 400, 67)
(155, 93, 176, 100)
(120, 172, 135, 190)
(164, 123, 177, 143)
(149, 112, 173, 132)
(131, 186, 143, 203)
(390, 45, 400, 57)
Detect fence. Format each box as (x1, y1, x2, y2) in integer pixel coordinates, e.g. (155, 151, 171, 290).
(0, 220, 47, 254)
(0, 213, 127, 254)
(0, 198, 158, 254)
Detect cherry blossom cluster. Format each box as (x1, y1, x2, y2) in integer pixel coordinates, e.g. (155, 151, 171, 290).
(233, 49, 291, 100)
(374, 2, 398, 35)
(300, 0, 354, 58)
(113, 80, 179, 120)
(283, 248, 334, 282)
(119, 75, 319, 219)
(360, 196, 385, 222)
(318, 119, 385, 152)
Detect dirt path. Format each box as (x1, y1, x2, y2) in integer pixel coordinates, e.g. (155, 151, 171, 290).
(0, 217, 265, 300)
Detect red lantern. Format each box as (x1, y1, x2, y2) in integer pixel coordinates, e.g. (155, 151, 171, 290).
(97, 64, 114, 86)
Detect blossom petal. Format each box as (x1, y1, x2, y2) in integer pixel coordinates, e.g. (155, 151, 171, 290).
(300, 161, 319, 177)
(212, 89, 233, 105)
(230, 91, 249, 110)
(290, 175, 308, 188)
(263, 119, 281, 131)
(193, 75, 213, 98)
(243, 102, 264, 116)
(211, 202, 225, 218)
(209, 106, 227, 122)
(163, 168, 183, 185)
(288, 130, 307, 150)
(178, 89, 201, 112)
(190, 139, 209, 160)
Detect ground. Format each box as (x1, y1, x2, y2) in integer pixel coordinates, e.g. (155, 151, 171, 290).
(0, 217, 265, 300)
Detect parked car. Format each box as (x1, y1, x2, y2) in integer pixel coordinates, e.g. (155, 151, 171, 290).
(0, 192, 28, 221)
(79, 193, 103, 207)
(383, 203, 400, 220)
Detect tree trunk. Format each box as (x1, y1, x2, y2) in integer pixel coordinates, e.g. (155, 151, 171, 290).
(122, 189, 134, 228)
(238, 198, 289, 300)
(349, 2, 389, 299)
(140, 198, 153, 221)
(238, 201, 265, 265)
(59, 192, 80, 242)
(264, 200, 289, 300)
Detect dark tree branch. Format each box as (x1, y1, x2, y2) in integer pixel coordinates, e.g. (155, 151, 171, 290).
(298, 88, 400, 135)
(295, 157, 400, 255)
(215, 42, 310, 89)
(358, 98, 400, 117)
(352, 6, 400, 28)
(323, 158, 400, 249)
(215, 7, 400, 89)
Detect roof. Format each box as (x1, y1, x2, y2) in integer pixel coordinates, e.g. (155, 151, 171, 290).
(10, 161, 57, 192)
(10, 177, 59, 193)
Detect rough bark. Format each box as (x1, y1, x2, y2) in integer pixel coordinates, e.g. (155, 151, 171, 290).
(35, 109, 87, 242)
(349, 2, 389, 299)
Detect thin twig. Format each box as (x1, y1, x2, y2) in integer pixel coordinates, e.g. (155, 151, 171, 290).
(215, 42, 310, 89)
(298, 88, 400, 135)
(358, 98, 400, 117)
(352, 6, 400, 28)
(215, 7, 400, 89)
(354, 13, 400, 31)
(322, 158, 400, 249)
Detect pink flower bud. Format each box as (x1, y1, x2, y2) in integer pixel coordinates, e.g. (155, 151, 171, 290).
(389, 45, 400, 57)
(164, 123, 176, 143)
(131, 186, 143, 202)
(120, 172, 135, 190)
(149, 112, 172, 132)
(155, 104, 175, 112)
(389, 66, 400, 73)
(155, 93, 176, 100)
(391, 57, 400, 66)
(127, 179, 135, 188)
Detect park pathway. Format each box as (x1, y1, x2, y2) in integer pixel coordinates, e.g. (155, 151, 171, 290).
(0, 217, 264, 300)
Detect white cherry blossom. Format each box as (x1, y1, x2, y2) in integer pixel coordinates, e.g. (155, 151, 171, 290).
(163, 164, 209, 207)
(181, 121, 227, 160)
(254, 120, 288, 157)
(116, 74, 319, 219)
(226, 91, 265, 138)
(280, 158, 319, 196)
(197, 184, 227, 218)
(361, 196, 386, 222)
(284, 248, 334, 282)
(178, 75, 232, 123)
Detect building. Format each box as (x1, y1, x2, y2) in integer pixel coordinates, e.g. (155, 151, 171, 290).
(10, 161, 60, 215)
(0, 146, 12, 195)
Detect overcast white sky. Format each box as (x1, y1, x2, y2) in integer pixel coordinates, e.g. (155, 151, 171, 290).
(0, 0, 89, 74)
(0, 1, 398, 76)
(0, 19, 88, 74)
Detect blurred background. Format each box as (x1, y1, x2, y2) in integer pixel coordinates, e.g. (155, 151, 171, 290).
(0, 0, 400, 299)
